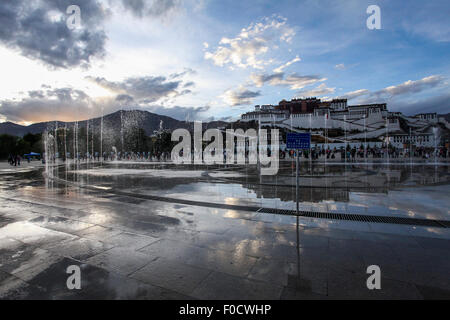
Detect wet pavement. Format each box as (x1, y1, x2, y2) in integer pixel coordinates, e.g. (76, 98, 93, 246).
(0, 161, 449, 299)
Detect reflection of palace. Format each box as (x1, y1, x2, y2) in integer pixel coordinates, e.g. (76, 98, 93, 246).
(240, 165, 449, 203)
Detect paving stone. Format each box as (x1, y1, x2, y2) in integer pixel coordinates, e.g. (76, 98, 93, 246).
(102, 232, 159, 250)
(191, 271, 283, 300)
(86, 247, 156, 275)
(44, 238, 114, 261)
(130, 258, 213, 296)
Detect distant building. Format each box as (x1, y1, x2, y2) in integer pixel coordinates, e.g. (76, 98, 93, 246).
(388, 133, 435, 149)
(276, 97, 321, 114)
(239, 97, 446, 150)
(240, 105, 289, 123)
(414, 113, 438, 123)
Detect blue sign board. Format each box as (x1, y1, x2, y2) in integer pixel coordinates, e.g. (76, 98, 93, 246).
(286, 133, 311, 150)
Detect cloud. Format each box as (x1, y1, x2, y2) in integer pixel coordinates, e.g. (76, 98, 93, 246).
(273, 56, 301, 73)
(250, 72, 284, 87)
(297, 83, 335, 97)
(0, 87, 98, 123)
(205, 15, 295, 69)
(340, 89, 370, 100)
(399, 2, 450, 42)
(168, 68, 196, 79)
(371, 75, 445, 99)
(340, 75, 446, 102)
(250, 72, 326, 90)
(334, 64, 345, 70)
(0, 86, 207, 123)
(0, 0, 108, 69)
(144, 105, 210, 121)
(391, 92, 450, 115)
(221, 86, 261, 106)
(86, 75, 192, 102)
(119, 0, 181, 18)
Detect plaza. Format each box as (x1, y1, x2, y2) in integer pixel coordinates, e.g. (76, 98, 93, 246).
(0, 159, 449, 299)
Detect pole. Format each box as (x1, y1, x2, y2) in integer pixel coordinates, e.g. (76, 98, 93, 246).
(296, 149, 299, 215)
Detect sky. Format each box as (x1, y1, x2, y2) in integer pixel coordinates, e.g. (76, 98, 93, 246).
(0, 0, 449, 125)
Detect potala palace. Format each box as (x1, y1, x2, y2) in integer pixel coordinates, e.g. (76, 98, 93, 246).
(240, 98, 450, 150)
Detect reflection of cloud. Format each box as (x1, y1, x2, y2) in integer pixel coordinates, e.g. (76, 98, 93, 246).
(205, 15, 295, 69)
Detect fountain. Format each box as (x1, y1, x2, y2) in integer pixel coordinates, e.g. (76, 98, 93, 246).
(386, 116, 390, 165)
(100, 109, 104, 164)
(309, 113, 312, 172)
(433, 126, 440, 166)
(364, 115, 367, 165)
(344, 115, 347, 165)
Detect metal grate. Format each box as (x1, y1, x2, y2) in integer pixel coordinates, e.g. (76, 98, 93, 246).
(257, 207, 448, 228)
(436, 220, 450, 228)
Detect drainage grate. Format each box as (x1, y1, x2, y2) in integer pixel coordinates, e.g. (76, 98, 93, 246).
(257, 207, 448, 228)
(436, 220, 450, 228)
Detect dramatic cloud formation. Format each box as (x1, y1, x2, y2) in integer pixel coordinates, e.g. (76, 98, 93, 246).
(205, 15, 295, 69)
(0, 1, 448, 124)
(0, 0, 108, 69)
(221, 86, 261, 106)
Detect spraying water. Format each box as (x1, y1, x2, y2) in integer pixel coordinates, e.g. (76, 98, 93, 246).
(101, 109, 104, 164)
(433, 127, 439, 166)
(386, 116, 389, 165)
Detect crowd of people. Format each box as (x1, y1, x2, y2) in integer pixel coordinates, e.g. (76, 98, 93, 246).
(55, 151, 172, 163)
(43, 145, 449, 164)
(7, 154, 21, 166)
(280, 145, 449, 161)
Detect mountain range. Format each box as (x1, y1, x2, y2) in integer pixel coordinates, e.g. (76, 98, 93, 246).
(0, 110, 229, 137)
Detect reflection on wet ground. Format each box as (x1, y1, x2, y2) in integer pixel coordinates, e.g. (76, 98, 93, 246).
(62, 162, 450, 220)
(0, 162, 449, 299)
